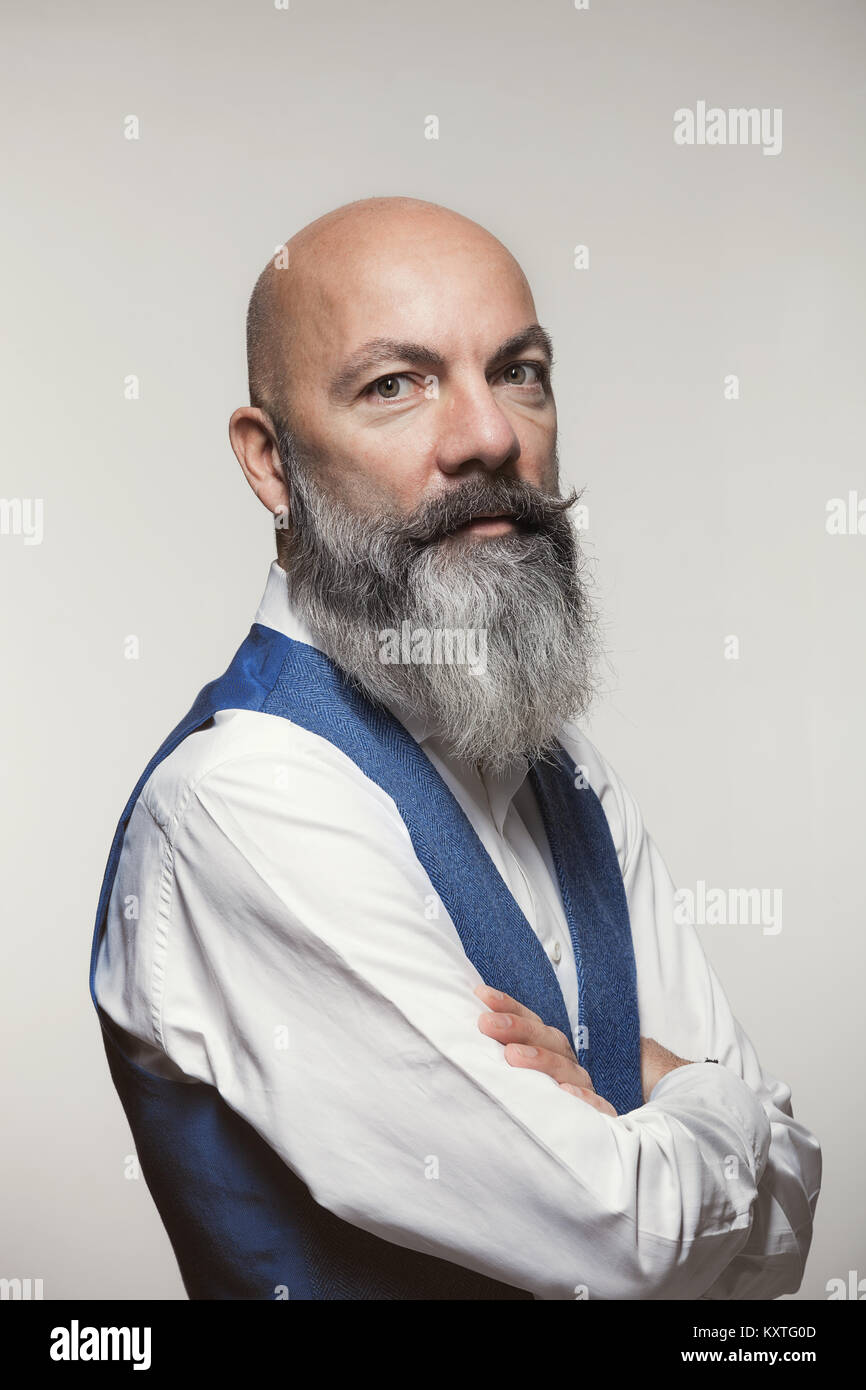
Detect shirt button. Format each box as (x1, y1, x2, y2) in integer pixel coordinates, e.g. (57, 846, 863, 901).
(549, 940, 562, 964)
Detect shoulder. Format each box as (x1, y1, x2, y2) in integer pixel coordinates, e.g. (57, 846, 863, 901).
(137, 705, 407, 845)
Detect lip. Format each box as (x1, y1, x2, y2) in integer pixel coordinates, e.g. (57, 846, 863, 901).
(451, 513, 517, 537)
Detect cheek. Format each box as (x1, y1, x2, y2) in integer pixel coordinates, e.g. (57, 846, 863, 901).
(342, 444, 436, 513)
(515, 452, 558, 493)
(510, 415, 557, 484)
(323, 454, 422, 517)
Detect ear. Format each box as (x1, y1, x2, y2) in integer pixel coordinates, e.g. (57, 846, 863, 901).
(228, 407, 290, 520)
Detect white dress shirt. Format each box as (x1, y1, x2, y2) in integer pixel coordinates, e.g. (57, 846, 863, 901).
(94, 560, 821, 1300)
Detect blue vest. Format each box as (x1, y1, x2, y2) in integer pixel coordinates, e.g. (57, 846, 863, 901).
(89, 623, 642, 1300)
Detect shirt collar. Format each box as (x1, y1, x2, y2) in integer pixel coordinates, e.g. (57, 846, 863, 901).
(253, 560, 530, 819)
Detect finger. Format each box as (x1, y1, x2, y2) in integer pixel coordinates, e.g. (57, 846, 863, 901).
(559, 1083, 618, 1117)
(478, 1009, 579, 1066)
(475, 986, 578, 1065)
(560, 1084, 618, 1117)
(474, 984, 541, 1024)
(480, 1011, 583, 1061)
(503, 1043, 593, 1091)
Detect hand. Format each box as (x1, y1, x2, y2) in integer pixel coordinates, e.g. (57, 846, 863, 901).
(474, 984, 618, 1116)
(640, 1036, 694, 1102)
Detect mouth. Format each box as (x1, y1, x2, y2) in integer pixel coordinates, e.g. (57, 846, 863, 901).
(448, 512, 519, 538)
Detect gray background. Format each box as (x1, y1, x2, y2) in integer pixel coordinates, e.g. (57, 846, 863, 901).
(1, 0, 863, 1299)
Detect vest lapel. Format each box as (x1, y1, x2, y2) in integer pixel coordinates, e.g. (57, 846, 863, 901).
(530, 749, 643, 1114)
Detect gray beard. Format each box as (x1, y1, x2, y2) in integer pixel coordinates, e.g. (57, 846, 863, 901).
(275, 430, 600, 776)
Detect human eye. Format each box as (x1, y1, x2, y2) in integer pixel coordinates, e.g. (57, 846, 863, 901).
(499, 361, 549, 390)
(364, 372, 420, 405)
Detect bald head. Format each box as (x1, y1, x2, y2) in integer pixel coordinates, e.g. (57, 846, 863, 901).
(245, 196, 533, 432)
(231, 193, 557, 557)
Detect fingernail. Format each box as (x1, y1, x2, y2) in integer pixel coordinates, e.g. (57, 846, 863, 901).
(512, 1045, 538, 1058)
(490, 1014, 512, 1029)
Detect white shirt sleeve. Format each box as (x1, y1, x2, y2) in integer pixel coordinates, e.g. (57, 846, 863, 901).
(96, 710, 806, 1301)
(560, 726, 822, 1299)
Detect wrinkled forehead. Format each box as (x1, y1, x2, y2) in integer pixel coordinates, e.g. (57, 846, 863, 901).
(286, 222, 538, 383)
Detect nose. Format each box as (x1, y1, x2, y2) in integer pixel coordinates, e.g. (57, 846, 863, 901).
(433, 375, 521, 477)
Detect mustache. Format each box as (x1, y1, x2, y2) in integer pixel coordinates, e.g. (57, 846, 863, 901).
(378, 477, 580, 547)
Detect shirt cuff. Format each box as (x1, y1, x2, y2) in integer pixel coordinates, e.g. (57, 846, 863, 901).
(647, 1061, 772, 1180)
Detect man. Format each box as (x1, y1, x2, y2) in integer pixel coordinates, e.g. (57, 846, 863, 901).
(91, 196, 820, 1300)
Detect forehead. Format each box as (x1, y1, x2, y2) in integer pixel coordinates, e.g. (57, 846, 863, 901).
(290, 220, 538, 375)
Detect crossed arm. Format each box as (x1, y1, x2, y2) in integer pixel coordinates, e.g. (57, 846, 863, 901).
(475, 983, 693, 1115)
(471, 981, 819, 1299)
(101, 714, 822, 1299)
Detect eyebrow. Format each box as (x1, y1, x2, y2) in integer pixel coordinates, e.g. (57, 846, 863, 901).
(328, 323, 555, 401)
